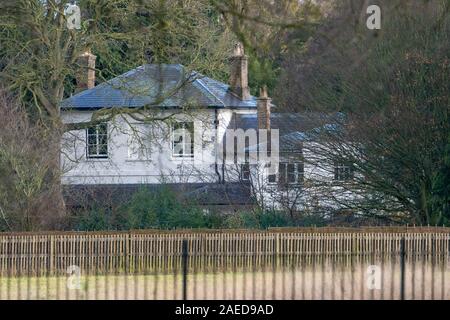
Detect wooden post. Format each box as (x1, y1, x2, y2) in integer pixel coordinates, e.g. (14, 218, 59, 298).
(49, 235, 55, 276)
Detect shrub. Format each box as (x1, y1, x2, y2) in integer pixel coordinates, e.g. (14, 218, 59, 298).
(71, 186, 330, 230)
(117, 186, 213, 230)
(118, 188, 159, 229)
(257, 211, 293, 229)
(223, 214, 246, 229)
(75, 207, 111, 231)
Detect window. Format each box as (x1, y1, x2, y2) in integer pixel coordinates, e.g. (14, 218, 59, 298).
(269, 162, 304, 185)
(240, 163, 250, 181)
(268, 171, 277, 184)
(172, 122, 194, 158)
(87, 123, 108, 159)
(334, 162, 354, 181)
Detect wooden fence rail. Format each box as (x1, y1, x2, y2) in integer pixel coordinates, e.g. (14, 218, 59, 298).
(0, 229, 449, 277)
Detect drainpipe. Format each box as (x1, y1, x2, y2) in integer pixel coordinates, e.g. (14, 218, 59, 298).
(214, 108, 222, 183)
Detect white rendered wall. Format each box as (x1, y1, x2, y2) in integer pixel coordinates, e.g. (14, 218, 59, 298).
(247, 142, 360, 212)
(61, 108, 254, 185)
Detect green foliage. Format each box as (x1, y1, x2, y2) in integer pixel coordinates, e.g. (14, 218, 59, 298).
(72, 186, 332, 231)
(216, 0, 322, 94)
(258, 211, 292, 229)
(75, 207, 111, 231)
(73, 187, 223, 230)
(222, 210, 327, 229)
(248, 54, 279, 95)
(117, 188, 159, 229)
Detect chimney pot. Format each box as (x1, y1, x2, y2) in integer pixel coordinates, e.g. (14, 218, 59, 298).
(233, 42, 245, 56)
(259, 85, 268, 99)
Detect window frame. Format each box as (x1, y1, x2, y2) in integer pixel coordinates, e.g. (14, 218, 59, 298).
(268, 162, 304, 186)
(240, 163, 251, 181)
(333, 162, 354, 182)
(86, 123, 108, 159)
(172, 122, 194, 158)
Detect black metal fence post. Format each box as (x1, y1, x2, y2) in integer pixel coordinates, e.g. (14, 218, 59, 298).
(182, 239, 188, 300)
(400, 237, 406, 300)
(272, 236, 277, 300)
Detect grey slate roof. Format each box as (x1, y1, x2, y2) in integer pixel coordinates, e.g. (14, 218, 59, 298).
(61, 64, 258, 110)
(228, 113, 338, 135)
(227, 112, 343, 152)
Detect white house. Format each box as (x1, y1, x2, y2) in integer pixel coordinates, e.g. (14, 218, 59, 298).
(60, 45, 354, 213)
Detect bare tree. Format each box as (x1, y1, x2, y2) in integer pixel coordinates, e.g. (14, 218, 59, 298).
(275, 0, 450, 224)
(0, 89, 65, 231)
(0, 0, 233, 129)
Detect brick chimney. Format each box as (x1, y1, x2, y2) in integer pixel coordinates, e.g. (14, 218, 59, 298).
(257, 85, 271, 130)
(76, 50, 96, 92)
(229, 42, 250, 100)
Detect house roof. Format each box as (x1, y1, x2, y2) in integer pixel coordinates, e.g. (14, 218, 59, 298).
(60, 64, 258, 110)
(227, 112, 344, 152)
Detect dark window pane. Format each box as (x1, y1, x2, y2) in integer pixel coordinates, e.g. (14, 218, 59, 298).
(298, 163, 305, 183)
(288, 163, 296, 183)
(98, 144, 108, 155)
(279, 163, 287, 184)
(88, 134, 96, 145)
(87, 127, 96, 136)
(87, 145, 96, 156)
(98, 134, 108, 146)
